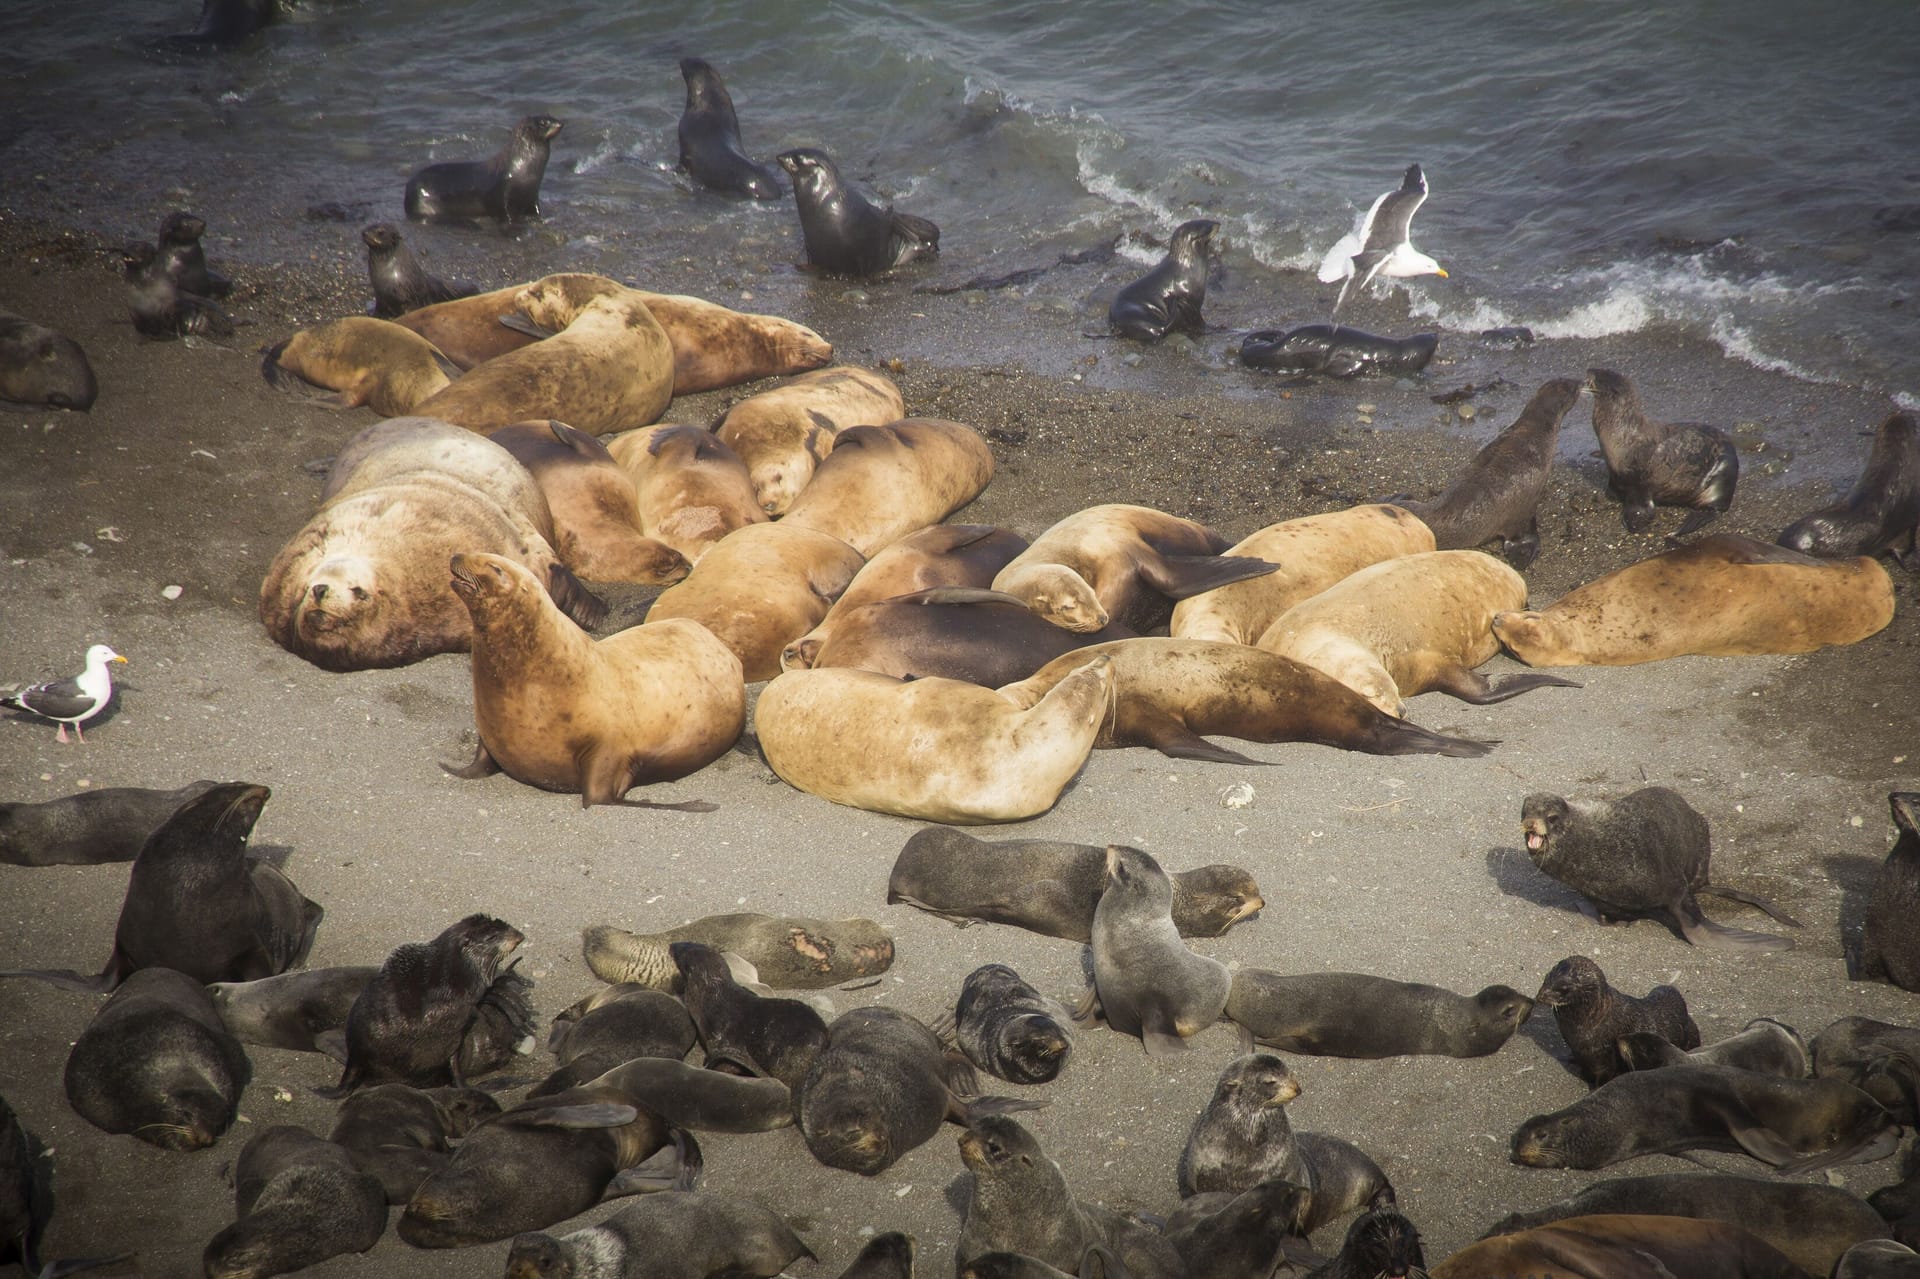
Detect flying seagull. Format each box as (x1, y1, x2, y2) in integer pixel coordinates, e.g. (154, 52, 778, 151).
(2, 645, 126, 743)
(1317, 163, 1447, 317)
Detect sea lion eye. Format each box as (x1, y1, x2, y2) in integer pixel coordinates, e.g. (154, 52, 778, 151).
(350, 586, 370, 601)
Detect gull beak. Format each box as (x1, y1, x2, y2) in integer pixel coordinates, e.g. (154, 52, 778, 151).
(113, 655, 128, 664)
(1435, 268, 1450, 278)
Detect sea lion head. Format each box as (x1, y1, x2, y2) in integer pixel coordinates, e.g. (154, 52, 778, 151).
(1534, 955, 1604, 1010)
(668, 939, 734, 989)
(1102, 844, 1174, 911)
(1490, 609, 1573, 667)
(1519, 792, 1572, 858)
(157, 210, 207, 247)
(443, 913, 524, 983)
(1583, 367, 1634, 405)
(448, 550, 539, 622)
(1509, 1111, 1579, 1168)
(1332, 1208, 1426, 1278)
(775, 147, 840, 200)
(1169, 218, 1219, 265)
(1471, 986, 1537, 1048)
(803, 1092, 893, 1176)
(361, 222, 401, 254)
(1000, 1014, 1073, 1085)
(679, 56, 727, 108)
(427, 1085, 502, 1136)
(1209, 1053, 1301, 1114)
(136, 1085, 234, 1152)
(504, 1231, 576, 1279)
(999, 562, 1108, 633)
(1170, 864, 1265, 936)
(956, 1113, 1042, 1175)
(514, 115, 564, 148)
(512, 272, 623, 332)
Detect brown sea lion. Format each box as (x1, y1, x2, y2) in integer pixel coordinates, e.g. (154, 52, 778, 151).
(1779, 410, 1920, 567)
(604, 423, 768, 563)
(1435, 1213, 1810, 1279)
(801, 587, 1136, 686)
(780, 418, 996, 556)
(1534, 954, 1699, 1089)
(259, 316, 457, 416)
(445, 552, 744, 807)
(1490, 533, 1895, 666)
(488, 420, 690, 584)
(714, 366, 907, 514)
(1224, 970, 1534, 1059)
(1586, 367, 1741, 536)
(580, 913, 895, 990)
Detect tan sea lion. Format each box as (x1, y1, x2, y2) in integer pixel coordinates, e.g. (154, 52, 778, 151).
(1169, 504, 1435, 644)
(645, 522, 865, 681)
(260, 316, 457, 416)
(714, 366, 907, 514)
(604, 424, 768, 563)
(445, 552, 744, 807)
(1434, 1214, 1811, 1279)
(580, 913, 895, 990)
(488, 420, 690, 584)
(780, 418, 996, 556)
(1491, 533, 1896, 666)
(755, 657, 1116, 823)
(1258, 549, 1578, 715)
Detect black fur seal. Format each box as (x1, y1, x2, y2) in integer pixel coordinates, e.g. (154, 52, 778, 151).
(947, 963, 1074, 1086)
(676, 58, 783, 200)
(123, 240, 232, 338)
(362, 223, 476, 318)
(1224, 970, 1533, 1059)
(405, 115, 563, 223)
(0, 780, 219, 866)
(1109, 219, 1217, 342)
(1854, 792, 1920, 991)
(1836, 1241, 1920, 1279)
(202, 1125, 386, 1279)
(1585, 367, 1740, 536)
(208, 965, 377, 1053)
(0, 309, 98, 412)
(1302, 1208, 1424, 1279)
(63, 967, 251, 1150)
(1, 1094, 125, 1278)
(1534, 954, 1699, 1088)
(530, 984, 698, 1097)
(506, 1191, 814, 1279)
(672, 940, 828, 1094)
(157, 211, 231, 299)
(1078, 844, 1231, 1058)
(1615, 1016, 1808, 1078)
(1238, 325, 1437, 379)
(839, 1232, 917, 1279)
(1779, 411, 1920, 567)
(1161, 1179, 1316, 1279)
(1521, 786, 1801, 950)
(776, 147, 940, 277)
(1812, 1016, 1920, 1124)
(572, 1057, 794, 1133)
(165, 0, 275, 46)
(328, 1083, 500, 1204)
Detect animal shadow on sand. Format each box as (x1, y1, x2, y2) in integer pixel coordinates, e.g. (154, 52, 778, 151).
(1821, 851, 1884, 966)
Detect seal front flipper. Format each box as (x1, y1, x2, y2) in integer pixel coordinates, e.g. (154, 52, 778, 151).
(605, 1128, 703, 1195)
(1140, 1021, 1194, 1059)
(545, 561, 607, 630)
(1426, 665, 1581, 705)
(1072, 985, 1106, 1028)
(1670, 506, 1723, 539)
(1138, 553, 1280, 601)
(1131, 709, 1267, 766)
(442, 741, 501, 780)
(498, 311, 556, 341)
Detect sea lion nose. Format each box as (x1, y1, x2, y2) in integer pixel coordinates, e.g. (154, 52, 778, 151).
(311, 583, 328, 603)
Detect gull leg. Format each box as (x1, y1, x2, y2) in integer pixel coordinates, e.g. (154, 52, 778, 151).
(58, 723, 70, 744)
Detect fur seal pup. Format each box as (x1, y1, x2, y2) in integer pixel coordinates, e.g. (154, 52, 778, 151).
(1238, 326, 1437, 379)
(202, 1125, 386, 1279)
(757, 658, 1115, 824)
(888, 827, 1265, 941)
(123, 240, 232, 338)
(995, 504, 1280, 634)
(1436, 1214, 1808, 1279)
(673, 940, 829, 1093)
(1837, 1241, 1920, 1279)
(329, 1083, 500, 1203)
(1616, 1017, 1809, 1079)
(558, 1057, 793, 1133)
(156, 210, 231, 299)
(781, 419, 996, 557)
(1855, 793, 1920, 991)
(1534, 955, 1698, 1088)
(676, 58, 784, 199)
(406, 114, 563, 223)
(799, 1006, 1038, 1176)
(63, 967, 250, 1150)
(259, 316, 458, 415)
(1586, 367, 1740, 536)
(714, 366, 907, 515)
(1491, 532, 1896, 666)
(1109, 219, 1217, 342)
(208, 965, 377, 1053)
(776, 147, 939, 277)
(1225, 970, 1533, 1059)
(489, 421, 692, 584)
(801, 587, 1136, 686)
(1260, 549, 1578, 716)
(840, 1232, 917, 1279)
(1811, 1018, 1920, 1124)
(1161, 1179, 1315, 1279)
(1169, 505, 1434, 646)
(1521, 787, 1801, 950)
(362, 222, 476, 318)
(0, 308, 98, 411)
(1780, 411, 1920, 566)
(507, 1192, 814, 1279)
(581, 913, 895, 990)
(1080, 844, 1232, 1057)
(0, 780, 219, 866)
(1303, 1209, 1425, 1279)
(538, 986, 698, 1093)
(947, 964, 1074, 1086)
(604, 423, 767, 564)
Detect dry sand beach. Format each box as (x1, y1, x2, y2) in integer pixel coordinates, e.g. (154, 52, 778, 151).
(1, 215, 1918, 1275)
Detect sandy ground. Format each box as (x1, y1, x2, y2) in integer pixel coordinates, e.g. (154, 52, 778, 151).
(1, 222, 1917, 1277)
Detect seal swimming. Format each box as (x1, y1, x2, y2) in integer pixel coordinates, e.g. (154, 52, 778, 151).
(405, 114, 563, 223)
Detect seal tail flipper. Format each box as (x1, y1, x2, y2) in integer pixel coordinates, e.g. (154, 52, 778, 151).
(546, 561, 608, 631)
(1130, 708, 1267, 765)
(1427, 666, 1582, 706)
(441, 741, 500, 781)
(1138, 554, 1281, 601)
(889, 211, 941, 254)
(955, 1095, 1047, 1125)
(1676, 914, 1794, 952)
(1368, 715, 1496, 759)
(1698, 885, 1803, 928)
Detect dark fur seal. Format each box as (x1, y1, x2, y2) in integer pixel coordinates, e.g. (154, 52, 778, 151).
(1779, 411, 1920, 567)
(329, 1083, 499, 1204)
(776, 147, 940, 277)
(208, 965, 376, 1053)
(948, 964, 1074, 1086)
(507, 1191, 813, 1279)
(1238, 325, 1437, 379)
(839, 1232, 917, 1279)
(1162, 1179, 1315, 1279)
(1521, 786, 1801, 950)
(806, 587, 1137, 686)
(406, 115, 563, 223)
(1855, 793, 1920, 991)
(1585, 367, 1740, 536)
(1439, 1214, 1810, 1279)
(202, 1125, 386, 1279)
(672, 941, 828, 1094)
(889, 826, 1265, 941)
(1836, 1241, 1920, 1278)
(1390, 377, 1581, 568)
(2, 1094, 125, 1278)
(362, 223, 476, 318)
(569, 1057, 793, 1133)
(63, 967, 250, 1150)
(1224, 970, 1533, 1059)
(676, 58, 783, 199)
(123, 240, 232, 338)
(1616, 1017, 1808, 1078)
(0, 309, 98, 412)
(1303, 1209, 1424, 1279)
(1109, 219, 1216, 342)
(1079, 845, 1232, 1058)
(531, 985, 698, 1097)
(1534, 955, 1699, 1088)
(157, 211, 231, 299)
(1814, 1017, 1920, 1124)
(582, 913, 895, 990)
(166, 0, 275, 45)
(0, 780, 218, 866)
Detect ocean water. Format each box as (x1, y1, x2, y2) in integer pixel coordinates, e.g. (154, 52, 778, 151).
(3, 0, 1918, 397)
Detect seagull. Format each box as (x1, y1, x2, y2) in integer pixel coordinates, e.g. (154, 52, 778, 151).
(2, 645, 126, 743)
(1317, 163, 1447, 317)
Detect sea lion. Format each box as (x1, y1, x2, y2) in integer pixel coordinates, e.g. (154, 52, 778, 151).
(405, 114, 563, 223)
(780, 419, 996, 556)
(994, 504, 1280, 634)
(1259, 549, 1578, 716)
(756, 658, 1115, 824)
(714, 366, 907, 515)
(1855, 793, 1920, 991)
(259, 316, 458, 416)
(1836, 1241, 1920, 1279)
(1079, 844, 1231, 1057)
(123, 240, 231, 338)
(1168, 505, 1434, 646)
(1520, 786, 1801, 950)
(1302, 1209, 1425, 1279)
(1490, 533, 1896, 666)
(362, 222, 477, 318)
(672, 940, 828, 1094)
(581, 913, 895, 990)
(1534, 955, 1699, 1088)
(488, 421, 691, 584)
(202, 1125, 386, 1279)
(156, 210, 231, 299)
(1109, 219, 1217, 342)
(1224, 970, 1534, 1059)
(208, 965, 377, 1053)
(1161, 1179, 1315, 1279)
(1238, 325, 1437, 379)
(887, 827, 1265, 941)
(1435, 1214, 1810, 1279)
(506, 1192, 814, 1279)
(604, 423, 767, 564)
(1585, 367, 1740, 536)
(329, 1083, 500, 1204)
(537, 985, 698, 1096)
(802, 588, 1137, 686)
(776, 147, 940, 277)
(0, 308, 98, 411)
(63, 967, 250, 1150)
(0, 780, 219, 866)
(1616, 1018, 1809, 1079)
(1780, 411, 1920, 566)
(947, 964, 1074, 1086)
(676, 58, 783, 199)
(1388, 377, 1581, 568)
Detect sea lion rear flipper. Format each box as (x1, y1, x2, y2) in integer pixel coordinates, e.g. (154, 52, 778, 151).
(1373, 715, 1497, 759)
(0, 956, 124, 993)
(1133, 709, 1266, 766)
(1141, 1026, 1193, 1059)
(544, 419, 603, 457)
(928, 1010, 959, 1046)
(1697, 885, 1803, 928)
(547, 562, 609, 631)
(955, 1095, 1047, 1125)
(1427, 665, 1581, 705)
(889, 211, 941, 251)
(1138, 554, 1281, 601)
(497, 311, 555, 340)
(428, 348, 462, 380)
(1676, 913, 1795, 953)
(897, 586, 1032, 609)
(521, 1102, 639, 1130)
(313, 1028, 349, 1063)
(882, 891, 979, 928)
(1502, 521, 1542, 571)
(940, 1049, 981, 1100)
(259, 344, 332, 401)
(606, 1129, 703, 1195)
(1072, 985, 1106, 1028)
(441, 741, 500, 780)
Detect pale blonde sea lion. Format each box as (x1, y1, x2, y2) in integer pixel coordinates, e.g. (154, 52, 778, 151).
(779, 418, 995, 557)
(486, 421, 689, 585)
(604, 424, 767, 564)
(713, 366, 906, 515)
(260, 316, 457, 416)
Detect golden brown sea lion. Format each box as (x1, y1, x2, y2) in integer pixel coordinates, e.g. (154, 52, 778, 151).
(487, 421, 690, 585)
(1433, 1213, 1811, 1279)
(713, 366, 907, 514)
(260, 316, 457, 416)
(604, 424, 767, 564)
(779, 418, 996, 557)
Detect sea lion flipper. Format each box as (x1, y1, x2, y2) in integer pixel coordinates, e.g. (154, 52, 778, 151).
(441, 741, 500, 780)
(1697, 884, 1803, 928)
(543, 418, 602, 457)
(1138, 553, 1282, 601)
(1135, 712, 1266, 766)
(546, 561, 609, 631)
(1676, 913, 1795, 953)
(1140, 1024, 1193, 1058)
(605, 1129, 703, 1195)
(0, 966, 119, 993)
(927, 1010, 959, 1046)
(497, 311, 555, 340)
(521, 1102, 639, 1130)
(882, 891, 979, 928)
(313, 1028, 349, 1063)
(956, 1094, 1047, 1125)
(1429, 666, 1581, 705)
(1071, 985, 1106, 1028)
(897, 586, 1032, 609)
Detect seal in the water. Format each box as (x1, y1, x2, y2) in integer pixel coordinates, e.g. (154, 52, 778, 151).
(603, 423, 768, 565)
(123, 240, 232, 338)
(713, 365, 908, 516)
(1440, 1214, 1810, 1279)
(1109, 219, 1217, 342)
(405, 115, 563, 223)
(1854, 793, 1920, 992)
(165, 0, 275, 45)
(1079, 844, 1231, 1057)
(208, 965, 377, 1053)
(488, 421, 692, 584)
(1520, 786, 1801, 950)
(676, 58, 784, 200)
(776, 147, 940, 277)
(1585, 367, 1740, 536)
(1238, 326, 1437, 379)
(63, 967, 251, 1150)
(1224, 970, 1533, 1059)
(947, 963, 1074, 1086)
(329, 1083, 500, 1204)
(156, 211, 232, 298)
(202, 1125, 386, 1279)
(535, 985, 698, 1097)
(259, 316, 458, 416)
(673, 940, 829, 1094)
(362, 222, 477, 318)
(1534, 954, 1698, 1088)
(1779, 410, 1920, 568)
(780, 418, 996, 557)
(0, 309, 97, 412)
(1615, 1017, 1808, 1079)
(581, 913, 895, 990)
(507, 1192, 813, 1279)
(0, 780, 218, 866)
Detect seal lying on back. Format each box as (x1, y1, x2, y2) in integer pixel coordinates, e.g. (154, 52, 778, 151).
(202, 1125, 386, 1279)
(714, 365, 907, 516)
(0, 780, 218, 865)
(947, 964, 1074, 1086)
(777, 147, 939, 277)
(582, 913, 895, 990)
(1438, 1214, 1811, 1279)
(1225, 970, 1533, 1059)
(406, 115, 562, 223)
(1855, 792, 1920, 992)
(1585, 367, 1740, 536)
(156, 211, 231, 299)
(488, 422, 692, 584)
(1779, 411, 1920, 567)
(1534, 955, 1698, 1089)
(1238, 325, 1437, 379)
(0, 310, 96, 411)
(259, 316, 457, 416)
(676, 58, 783, 199)
(362, 222, 476, 318)
(1109, 219, 1216, 342)
(507, 1192, 814, 1279)
(1080, 845, 1232, 1057)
